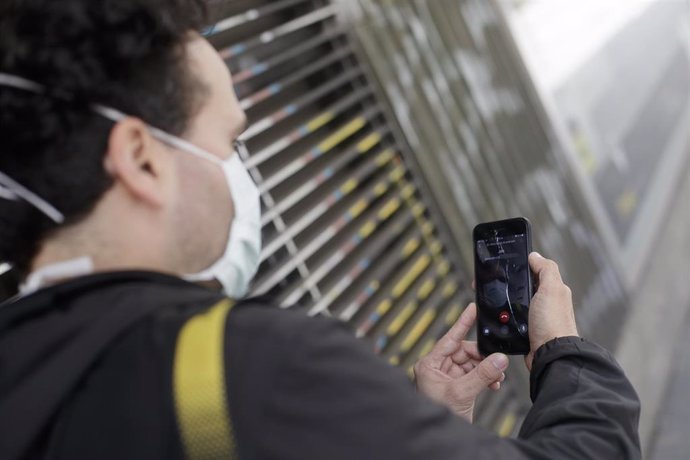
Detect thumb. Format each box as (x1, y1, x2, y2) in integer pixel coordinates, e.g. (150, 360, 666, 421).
(461, 353, 509, 395)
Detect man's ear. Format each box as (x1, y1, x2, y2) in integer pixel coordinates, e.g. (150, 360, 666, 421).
(103, 117, 168, 207)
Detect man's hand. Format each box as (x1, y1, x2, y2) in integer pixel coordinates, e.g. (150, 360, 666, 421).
(413, 303, 508, 422)
(525, 252, 579, 370)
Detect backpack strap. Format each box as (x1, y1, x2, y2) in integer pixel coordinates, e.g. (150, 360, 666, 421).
(174, 299, 238, 460)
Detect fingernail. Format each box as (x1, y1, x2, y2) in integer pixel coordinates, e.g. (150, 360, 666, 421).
(531, 251, 542, 258)
(492, 354, 509, 370)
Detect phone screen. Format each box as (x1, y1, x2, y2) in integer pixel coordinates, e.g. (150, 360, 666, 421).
(474, 218, 532, 355)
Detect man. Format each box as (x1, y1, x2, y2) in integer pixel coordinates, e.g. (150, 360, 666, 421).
(0, 0, 640, 459)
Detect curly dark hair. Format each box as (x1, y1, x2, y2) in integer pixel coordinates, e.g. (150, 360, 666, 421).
(0, 0, 209, 278)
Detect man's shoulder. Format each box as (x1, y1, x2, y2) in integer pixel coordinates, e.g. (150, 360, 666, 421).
(227, 297, 354, 348)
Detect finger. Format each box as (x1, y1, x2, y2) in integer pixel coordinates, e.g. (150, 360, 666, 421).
(448, 364, 467, 379)
(529, 252, 563, 290)
(450, 357, 482, 378)
(460, 361, 476, 374)
(445, 303, 476, 343)
(461, 341, 482, 361)
(450, 342, 482, 365)
(471, 279, 476, 292)
(489, 372, 506, 391)
(426, 303, 477, 366)
(459, 353, 509, 396)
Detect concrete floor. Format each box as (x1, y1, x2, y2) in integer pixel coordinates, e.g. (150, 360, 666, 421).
(615, 164, 690, 458)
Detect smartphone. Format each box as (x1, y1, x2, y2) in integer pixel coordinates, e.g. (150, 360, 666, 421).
(473, 217, 534, 355)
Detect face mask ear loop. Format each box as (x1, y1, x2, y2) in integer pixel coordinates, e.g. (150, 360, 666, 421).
(0, 73, 224, 225)
(0, 73, 43, 93)
(0, 170, 65, 224)
(0, 73, 66, 223)
(0, 185, 19, 201)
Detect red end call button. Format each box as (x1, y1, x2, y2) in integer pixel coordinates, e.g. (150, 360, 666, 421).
(499, 311, 510, 324)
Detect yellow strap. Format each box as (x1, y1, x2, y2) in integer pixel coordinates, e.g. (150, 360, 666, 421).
(174, 299, 237, 460)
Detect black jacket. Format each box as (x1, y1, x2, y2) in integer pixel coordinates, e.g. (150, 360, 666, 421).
(0, 272, 641, 459)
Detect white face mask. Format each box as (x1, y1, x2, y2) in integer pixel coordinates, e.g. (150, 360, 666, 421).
(0, 72, 262, 299)
(175, 140, 262, 299)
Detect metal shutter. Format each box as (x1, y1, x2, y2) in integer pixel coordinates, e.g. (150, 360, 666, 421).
(206, 0, 628, 435)
(206, 0, 468, 386)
